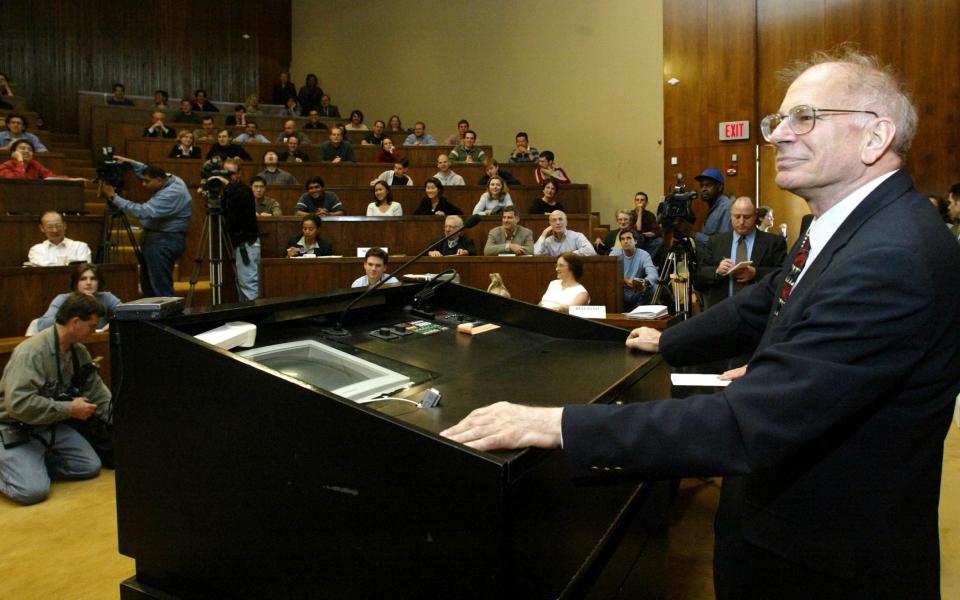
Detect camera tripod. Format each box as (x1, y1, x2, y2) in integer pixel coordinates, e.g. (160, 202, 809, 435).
(650, 237, 700, 317)
(96, 184, 145, 268)
(186, 195, 235, 308)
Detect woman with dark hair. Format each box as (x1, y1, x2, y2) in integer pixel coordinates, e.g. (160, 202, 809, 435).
(756, 205, 775, 231)
(298, 74, 324, 113)
(539, 253, 589, 313)
(191, 89, 219, 112)
(529, 180, 564, 215)
(206, 130, 252, 162)
(375, 138, 401, 163)
(286, 215, 333, 257)
(367, 181, 402, 216)
(35, 263, 122, 332)
(386, 115, 404, 133)
(345, 109, 369, 132)
(414, 178, 462, 217)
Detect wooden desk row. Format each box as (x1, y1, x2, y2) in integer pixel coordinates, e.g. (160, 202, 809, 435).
(0, 150, 68, 177)
(260, 256, 623, 312)
(117, 159, 539, 194)
(122, 136, 495, 167)
(0, 214, 104, 268)
(0, 263, 139, 338)
(0, 179, 85, 214)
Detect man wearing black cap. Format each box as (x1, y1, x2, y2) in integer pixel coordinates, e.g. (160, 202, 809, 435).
(693, 167, 733, 245)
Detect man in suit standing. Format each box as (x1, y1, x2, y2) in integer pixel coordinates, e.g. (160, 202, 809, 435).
(442, 49, 960, 598)
(695, 197, 787, 308)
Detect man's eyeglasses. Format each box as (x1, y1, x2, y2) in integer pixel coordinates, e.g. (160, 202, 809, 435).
(760, 105, 878, 142)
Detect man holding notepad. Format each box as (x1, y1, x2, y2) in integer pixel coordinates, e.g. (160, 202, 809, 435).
(695, 196, 787, 308)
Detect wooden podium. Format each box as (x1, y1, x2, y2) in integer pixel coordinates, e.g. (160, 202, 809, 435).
(113, 282, 672, 599)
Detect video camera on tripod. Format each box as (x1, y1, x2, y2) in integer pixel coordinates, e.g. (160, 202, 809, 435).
(199, 157, 230, 199)
(656, 172, 698, 231)
(94, 147, 133, 211)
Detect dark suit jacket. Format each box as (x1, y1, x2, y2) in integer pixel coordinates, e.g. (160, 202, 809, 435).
(695, 229, 788, 308)
(430, 235, 475, 256)
(562, 170, 960, 597)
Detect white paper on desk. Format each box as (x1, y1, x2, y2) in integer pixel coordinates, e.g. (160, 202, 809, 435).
(671, 373, 731, 387)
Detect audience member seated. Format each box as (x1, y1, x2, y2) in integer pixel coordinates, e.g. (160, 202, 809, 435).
(756, 205, 774, 232)
(472, 176, 513, 215)
(191, 89, 219, 112)
(595, 209, 635, 255)
(318, 127, 356, 163)
(257, 151, 298, 185)
(947, 183, 960, 242)
(0, 140, 73, 180)
(172, 99, 202, 124)
(251, 176, 281, 217)
(443, 119, 473, 146)
(317, 94, 340, 118)
(35, 263, 121, 332)
(0, 73, 14, 96)
(0, 114, 48, 152)
(225, 105, 247, 127)
(153, 90, 169, 110)
(107, 83, 134, 106)
(694, 196, 788, 309)
(484, 206, 533, 256)
(168, 130, 201, 158)
(351, 247, 399, 288)
(303, 110, 329, 131)
(193, 116, 217, 143)
(386, 115, 404, 133)
(275, 120, 311, 145)
(27, 211, 92, 266)
(298, 74, 324, 113)
(534, 210, 596, 256)
(414, 178, 462, 217)
(535, 150, 571, 185)
(244, 94, 262, 115)
(370, 159, 413, 187)
(433, 154, 465, 186)
(376, 138, 400, 163)
(281, 97, 302, 118)
(295, 176, 344, 216)
(448, 130, 486, 163)
(278, 136, 309, 163)
(428, 215, 475, 256)
(206, 130, 252, 162)
(538, 253, 589, 313)
(631, 191, 663, 258)
(509, 131, 539, 163)
(403, 121, 438, 146)
(345, 110, 369, 132)
(363, 120, 387, 145)
(286, 215, 332, 257)
(609, 230, 658, 311)
(529, 180, 564, 215)
(142, 110, 176, 138)
(0, 292, 112, 506)
(478, 159, 520, 186)
(232, 121, 269, 144)
(271, 71, 297, 106)
(367, 181, 403, 216)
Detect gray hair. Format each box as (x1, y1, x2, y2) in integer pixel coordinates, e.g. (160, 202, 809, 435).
(780, 44, 918, 159)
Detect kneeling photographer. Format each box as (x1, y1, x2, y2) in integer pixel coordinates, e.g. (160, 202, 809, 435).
(0, 293, 112, 505)
(205, 158, 260, 301)
(98, 155, 192, 297)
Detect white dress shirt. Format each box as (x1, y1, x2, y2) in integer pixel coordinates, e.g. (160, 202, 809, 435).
(27, 237, 92, 266)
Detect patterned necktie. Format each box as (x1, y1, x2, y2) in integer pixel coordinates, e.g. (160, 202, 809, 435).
(732, 235, 748, 294)
(775, 232, 811, 315)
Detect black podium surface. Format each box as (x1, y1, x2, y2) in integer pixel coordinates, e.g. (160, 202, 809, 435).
(112, 282, 673, 599)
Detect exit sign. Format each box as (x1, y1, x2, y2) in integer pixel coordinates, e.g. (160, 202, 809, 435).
(719, 120, 750, 141)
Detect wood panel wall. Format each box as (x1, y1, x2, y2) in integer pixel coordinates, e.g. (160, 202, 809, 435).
(665, 0, 960, 245)
(0, 0, 291, 133)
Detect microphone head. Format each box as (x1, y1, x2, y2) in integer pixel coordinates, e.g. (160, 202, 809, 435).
(462, 214, 482, 229)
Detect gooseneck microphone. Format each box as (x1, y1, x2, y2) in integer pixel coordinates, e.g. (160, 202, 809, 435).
(323, 214, 482, 336)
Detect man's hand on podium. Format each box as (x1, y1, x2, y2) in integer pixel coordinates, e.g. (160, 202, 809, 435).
(625, 327, 660, 353)
(441, 402, 563, 452)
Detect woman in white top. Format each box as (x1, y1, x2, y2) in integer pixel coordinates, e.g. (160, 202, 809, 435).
(344, 109, 370, 132)
(539, 252, 589, 313)
(366, 181, 403, 216)
(472, 176, 514, 215)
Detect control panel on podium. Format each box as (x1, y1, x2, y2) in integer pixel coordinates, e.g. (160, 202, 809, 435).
(112, 281, 672, 600)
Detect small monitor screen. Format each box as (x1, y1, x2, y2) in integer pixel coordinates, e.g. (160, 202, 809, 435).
(239, 340, 412, 401)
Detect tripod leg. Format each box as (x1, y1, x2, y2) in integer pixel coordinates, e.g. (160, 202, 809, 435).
(186, 213, 211, 308)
